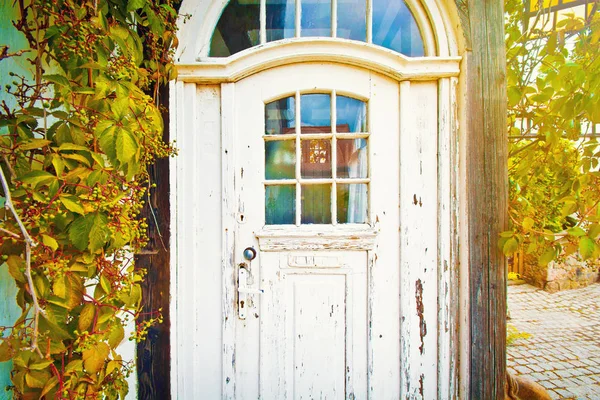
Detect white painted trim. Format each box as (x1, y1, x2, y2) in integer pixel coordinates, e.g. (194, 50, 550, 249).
(255, 225, 379, 251)
(168, 79, 180, 400)
(177, 39, 461, 83)
(221, 82, 237, 399)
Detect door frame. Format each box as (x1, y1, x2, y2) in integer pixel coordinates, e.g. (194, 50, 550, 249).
(160, 0, 509, 399)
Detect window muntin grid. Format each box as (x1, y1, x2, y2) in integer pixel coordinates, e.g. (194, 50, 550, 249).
(264, 91, 369, 225)
(209, 0, 424, 57)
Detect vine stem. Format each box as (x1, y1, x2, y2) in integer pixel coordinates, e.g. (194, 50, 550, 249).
(0, 165, 45, 357)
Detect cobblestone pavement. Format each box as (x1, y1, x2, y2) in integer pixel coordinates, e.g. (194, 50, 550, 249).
(507, 283, 600, 399)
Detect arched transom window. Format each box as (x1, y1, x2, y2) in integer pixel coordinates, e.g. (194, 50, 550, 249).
(209, 0, 425, 57)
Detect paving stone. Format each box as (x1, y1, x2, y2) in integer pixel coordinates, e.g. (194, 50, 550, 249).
(507, 283, 600, 399)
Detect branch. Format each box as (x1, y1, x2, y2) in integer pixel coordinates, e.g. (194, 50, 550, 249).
(0, 45, 29, 62)
(0, 165, 44, 357)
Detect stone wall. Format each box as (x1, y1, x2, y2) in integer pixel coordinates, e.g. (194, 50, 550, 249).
(522, 253, 600, 292)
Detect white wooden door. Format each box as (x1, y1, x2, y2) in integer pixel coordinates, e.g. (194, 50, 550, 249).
(223, 62, 439, 399)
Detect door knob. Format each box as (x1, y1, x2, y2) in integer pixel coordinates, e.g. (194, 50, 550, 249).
(243, 247, 257, 261)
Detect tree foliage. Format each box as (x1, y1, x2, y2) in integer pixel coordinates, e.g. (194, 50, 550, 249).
(0, 0, 178, 398)
(502, 0, 600, 265)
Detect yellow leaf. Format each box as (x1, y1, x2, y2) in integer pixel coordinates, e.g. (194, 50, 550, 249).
(42, 234, 59, 251)
(82, 342, 109, 374)
(78, 303, 96, 332)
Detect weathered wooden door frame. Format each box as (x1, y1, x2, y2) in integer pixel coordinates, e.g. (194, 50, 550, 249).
(138, 1, 507, 399)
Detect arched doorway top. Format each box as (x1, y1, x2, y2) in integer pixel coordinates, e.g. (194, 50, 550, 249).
(176, 38, 461, 83)
(175, 0, 463, 64)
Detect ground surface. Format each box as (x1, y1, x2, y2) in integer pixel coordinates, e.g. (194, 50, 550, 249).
(507, 283, 600, 399)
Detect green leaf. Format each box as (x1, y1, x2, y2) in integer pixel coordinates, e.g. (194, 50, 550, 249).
(579, 236, 596, 260)
(100, 274, 111, 294)
(567, 226, 586, 237)
(108, 322, 125, 348)
(42, 234, 59, 251)
(39, 314, 73, 341)
(6, 256, 26, 283)
(58, 143, 90, 152)
(25, 370, 48, 388)
(40, 376, 59, 398)
(127, 0, 146, 12)
(29, 359, 54, 370)
(503, 237, 519, 255)
(116, 129, 139, 163)
(68, 214, 95, 251)
(589, 224, 600, 240)
(111, 98, 130, 121)
(522, 217, 535, 231)
(98, 126, 118, 163)
(539, 248, 556, 267)
(19, 170, 57, 188)
(43, 74, 70, 87)
(19, 139, 52, 150)
(82, 342, 109, 374)
(78, 303, 96, 332)
(89, 213, 110, 252)
(60, 195, 85, 215)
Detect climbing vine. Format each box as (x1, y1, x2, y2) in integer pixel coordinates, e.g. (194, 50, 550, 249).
(0, 0, 178, 398)
(502, 1, 600, 265)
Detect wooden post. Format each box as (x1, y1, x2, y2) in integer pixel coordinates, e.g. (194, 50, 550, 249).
(455, 1, 508, 399)
(136, 85, 172, 400)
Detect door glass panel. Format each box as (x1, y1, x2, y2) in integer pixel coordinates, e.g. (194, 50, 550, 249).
(337, 0, 366, 41)
(301, 94, 331, 133)
(301, 0, 332, 37)
(266, 96, 296, 135)
(302, 184, 332, 224)
(336, 96, 367, 132)
(264, 93, 369, 225)
(266, 0, 296, 42)
(265, 141, 296, 179)
(302, 139, 332, 178)
(337, 139, 367, 178)
(209, 0, 260, 57)
(266, 185, 296, 224)
(337, 183, 367, 223)
(372, 0, 424, 56)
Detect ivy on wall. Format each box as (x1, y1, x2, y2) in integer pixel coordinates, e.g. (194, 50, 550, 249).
(0, 0, 179, 398)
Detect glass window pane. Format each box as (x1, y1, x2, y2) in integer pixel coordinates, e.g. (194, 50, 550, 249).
(301, 94, 331, 133)
(337, 139, 367, 178)
(301, 184, 331, 224)
(301, 0, 331, 37)
(266, 97, 296, 135)
(266, 141, 296, 179)
(266, 185, 296, 224)
(337, 184, 368, 223)
(209, 0, 261, 57)
(266, 0, 296, 42)
(337, 0, 366, 41)
(301, 139, 332, 178)
(336, 96, 367, 132)
(372, 0, 424, 56)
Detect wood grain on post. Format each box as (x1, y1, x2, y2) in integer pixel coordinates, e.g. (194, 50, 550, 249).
(455, 1, 508, 399)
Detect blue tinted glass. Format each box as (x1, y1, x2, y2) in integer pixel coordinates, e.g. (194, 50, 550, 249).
(209, 0, 260, 56)
(266, 97, 296, 135)
(266, 185, 296, 224)
(336, 96, 366, 132)
(300, 94, 331, 133)
(266, 0, 296, 42)
(372, 0, 424, 56)
(301, 0, 331, 37)
(265, 141, 296, 179)
(337, 0, 366, 41)
(301, 184, 331, 224)
(337, 183, 368, 223)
